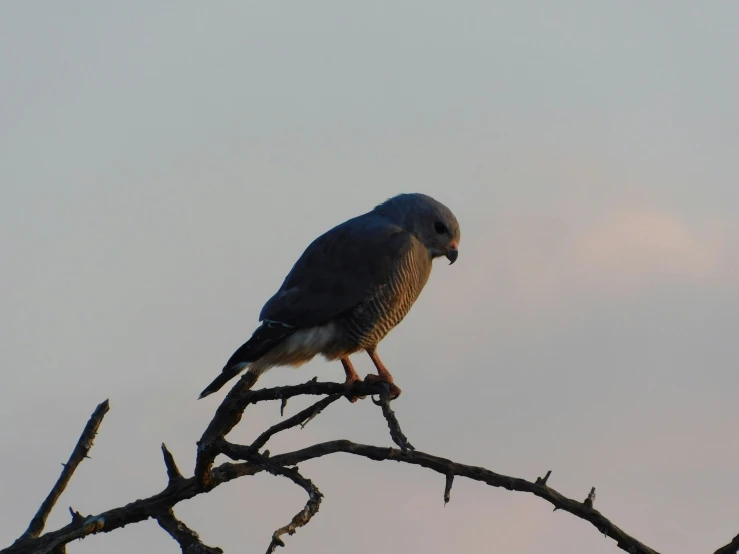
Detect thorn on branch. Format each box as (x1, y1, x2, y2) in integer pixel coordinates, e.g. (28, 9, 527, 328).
(583, 487, 596, 508)
(68, 507, 85, 524)
(280, 398, 288, 417)
(444, 473, 454, 505)
(535, 470, 552, 486)
(161, 443, 183, 485)
(299, 411, 320, 429)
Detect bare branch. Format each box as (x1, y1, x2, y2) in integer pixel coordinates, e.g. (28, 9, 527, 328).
(161, 443, 184, 485)
(535, 470, 552, 486)
(18, 400, 110, 541)
(583, 487, 596, 509)
(443, 473, 454, 505)
(372, 383, 414, 451)
(3, 381, 667, 554)
(260, 442, 661, 554)
(194, 378, 404, 485)
(155, 509, 223, 554)
(250, 394, 342, 454)
(714, 533, 739, 554)
(252, 456, 323, 554)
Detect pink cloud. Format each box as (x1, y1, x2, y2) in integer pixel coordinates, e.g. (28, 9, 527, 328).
(429, 206, 736, 322)
(574, 210, 723, 289)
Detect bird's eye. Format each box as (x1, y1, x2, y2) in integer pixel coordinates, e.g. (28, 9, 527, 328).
(434, 221, 448, 235)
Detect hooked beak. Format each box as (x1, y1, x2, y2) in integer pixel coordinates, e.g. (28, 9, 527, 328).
(445, 246, 459, 265)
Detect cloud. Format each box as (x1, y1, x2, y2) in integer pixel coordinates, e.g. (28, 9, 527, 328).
(573, 210, 724, 289)
(429, 205, 737, 323)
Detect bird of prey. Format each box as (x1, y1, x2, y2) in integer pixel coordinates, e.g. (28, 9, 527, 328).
(199, 193, 460, 400)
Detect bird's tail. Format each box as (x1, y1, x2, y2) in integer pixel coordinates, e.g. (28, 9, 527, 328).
(198, 362, 251, 399)
(199, 322, 293, 399)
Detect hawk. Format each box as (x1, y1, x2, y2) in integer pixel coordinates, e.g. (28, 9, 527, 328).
(199, 193, 460, 400)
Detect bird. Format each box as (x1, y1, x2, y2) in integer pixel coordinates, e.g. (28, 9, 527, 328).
(199, 192, 460, 401)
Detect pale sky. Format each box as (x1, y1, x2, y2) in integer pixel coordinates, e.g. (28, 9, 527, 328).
(1, 2, 738, 553)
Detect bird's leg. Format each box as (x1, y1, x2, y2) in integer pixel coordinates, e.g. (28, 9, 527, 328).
(365, 347, 402, 399)
(341, 357, 365, 403)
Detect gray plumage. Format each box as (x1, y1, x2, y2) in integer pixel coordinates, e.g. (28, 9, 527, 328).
(199, 193, 460, 399)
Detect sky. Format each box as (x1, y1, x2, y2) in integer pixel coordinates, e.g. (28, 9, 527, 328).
(1, 2, 738, 553)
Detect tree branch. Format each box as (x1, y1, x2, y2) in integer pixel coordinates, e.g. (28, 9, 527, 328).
(16, 400, 109, 542)
(2, 379, 672, 554)
(161, 443, 184, 485)
(194, 378, 406, 485)
(155, 509, 223, 554)
(253, 455, 323, 554)
(228, 441, 661, 554)
(372, 383, 414, 451)
(714, 533, 739, 554)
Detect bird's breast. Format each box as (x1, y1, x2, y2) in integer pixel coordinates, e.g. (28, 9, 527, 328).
(342, 245, 431, 348)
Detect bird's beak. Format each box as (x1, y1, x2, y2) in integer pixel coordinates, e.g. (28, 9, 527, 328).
(446, 245, 459, 265)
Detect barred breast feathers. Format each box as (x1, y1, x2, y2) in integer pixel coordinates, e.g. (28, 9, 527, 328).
(343, 237, 431, 348)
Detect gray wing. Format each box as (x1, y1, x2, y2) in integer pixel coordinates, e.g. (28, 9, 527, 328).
(259, 214, 413, 328)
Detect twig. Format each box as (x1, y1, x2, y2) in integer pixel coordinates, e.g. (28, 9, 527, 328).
(18, 400, 110, 540)
(67, 508, 84, 526)
(535, 470, 552, 486)
(155, 509, 223, 554)
(195, 378, 398, 485)
(373, 383, 414, 451)
(250, 394, 342, 454)
(583, 487, 596, 509)
(249, 456, 322, 554)
(161, 444, 184, 485)
(443, 473, 454, 505)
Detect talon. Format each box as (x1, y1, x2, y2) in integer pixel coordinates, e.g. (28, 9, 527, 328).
(364, 374, 402, 400)
(343, 375, 366, 403)
(341, 357, 365, 402)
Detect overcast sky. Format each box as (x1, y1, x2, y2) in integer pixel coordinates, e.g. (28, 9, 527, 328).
(2, 2, 739, 553)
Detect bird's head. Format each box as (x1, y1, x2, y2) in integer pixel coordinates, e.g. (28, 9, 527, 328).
(375, 193, 460, 264)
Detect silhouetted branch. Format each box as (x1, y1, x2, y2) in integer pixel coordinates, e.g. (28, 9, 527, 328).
(254, 456, 323, 554)
(2, 378, 670, 554)
(583, 486, 596, 509)
(443, 473, 454, 505)
(372, 382, 414, 451)
(161, 443, 184, 485)
(535, 469, 552, 486)
(194, 377, 409, 485)
(714, 533, 739, 554)
(15, 399, 109, 544)
(252, 394, 342, 454)
(155, 509, 223, 554)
